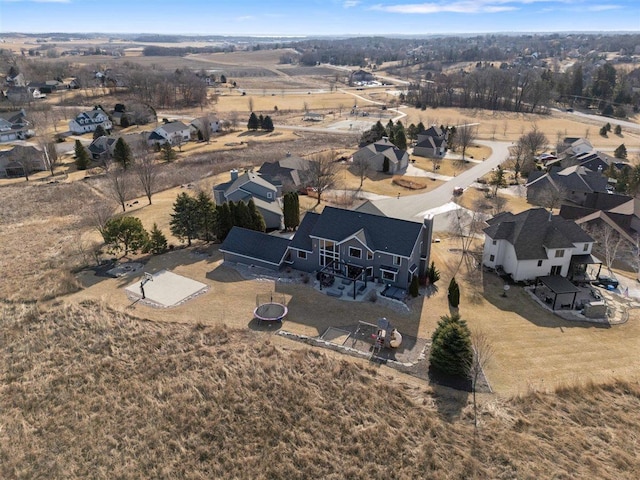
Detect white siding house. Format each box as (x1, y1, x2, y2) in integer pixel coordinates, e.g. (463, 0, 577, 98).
(69, 108, 112, 134)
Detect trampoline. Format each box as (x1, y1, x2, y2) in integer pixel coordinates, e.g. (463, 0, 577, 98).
(254, 293, 288, 324)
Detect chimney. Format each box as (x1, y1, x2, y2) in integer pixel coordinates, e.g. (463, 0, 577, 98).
(548, 209, 553, 222)
(230, 168, 238, 181)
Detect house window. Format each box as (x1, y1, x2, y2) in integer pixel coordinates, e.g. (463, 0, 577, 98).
(267, 192, 273, 199)
(583, 244, 589, 252)
(382, 270, 396, 281)
(538, 260, 543, 267)
(555, 249, 565, 258)
(492, 240, 497, 246)
(367, 251, 373, 260)
(366, 266, 373, 278)
(490, 255, 495, 262)
(349, 247, 362, 259)
(319, 239, 339, 269)
(550, 265, 562, 275)
(393, 255, 401, 266)
(298, 251, 307, 259)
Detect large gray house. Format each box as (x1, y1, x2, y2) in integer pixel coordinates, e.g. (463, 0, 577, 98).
(220, 206, 432, 290)
(352, 138, 409, 174)
(213, 170, 283, 230)
(413, 126, 448, 158)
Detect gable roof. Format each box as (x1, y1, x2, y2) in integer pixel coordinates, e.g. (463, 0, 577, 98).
(307, 206, 423, 257)
(88, 136, 116, 155)
(526, 164, 609, 194)
(158, 121, 189, 134)
(289, 212, 320, 252)
(220, 227, 290, 266)
(484, 208, 593, 260)
(225, 171, 277, 197)
(357, 138, 407, 164)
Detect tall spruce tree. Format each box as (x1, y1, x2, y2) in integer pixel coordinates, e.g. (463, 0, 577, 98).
(147, 223, 168, 254)
(113, 137, 133, 170)
(93, 124, 106, 140)
(283, 192, 300, 231)
(448, 277, 460, 308)
(216, 202, 234, 241)
(262, 115, 274, 132)
(247, 112, 259, 131)
(247, 199, 266, 232)
(74, 139, 90, 170)
(170, 192, 199, 246)
(195, 191, 217, 241)
(429, 314, 473, 378)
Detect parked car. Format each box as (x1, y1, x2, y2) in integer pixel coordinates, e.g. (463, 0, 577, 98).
(596, 274, 619, 289)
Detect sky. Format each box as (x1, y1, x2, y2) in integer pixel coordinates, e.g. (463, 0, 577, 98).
(0, 0, 638, 36)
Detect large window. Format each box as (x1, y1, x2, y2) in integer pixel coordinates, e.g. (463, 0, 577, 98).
(298, 251, 307, 259)
(349, 247, 362, 259)
(537, 260, 543, 267)
(555, 249, 565, 258)
(583, 244, 589, 251)
(367, 251, 373, 260)
(490, 254, 495, 262)
(382, 270, 396, 281)
(319, 239, 339, 268)
(550, 265, 562, 275)
(393, 255, 401, 266)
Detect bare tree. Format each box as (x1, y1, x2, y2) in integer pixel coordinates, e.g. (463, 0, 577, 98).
(198, 114, 211, 143)
(134, 147, 158, 205)
(247, 97, 254, 113)
(520, 125, 548, 158)
(586, 222, 624, 275)
(534, 183, 568, 211)
(108, 167, 131, 212)
(507, 142, 526, 181)
(306, 151, 338, 205)
(352, 154, 370, 189)
(452, 199, 486, 274)
(228, 111, 239, 130)
(457, 123, 477, 162)
(490, 123, 497, 140)
(42, 141, 59, 176)
(88, 201, 116, 242)
(470, 330, 493, 434)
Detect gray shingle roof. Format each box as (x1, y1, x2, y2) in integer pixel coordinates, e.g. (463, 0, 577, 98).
(289, 212, 320, 252)
(484, 208, 593, 260)
(159, 121, 189, 134)
(220, 227, 290, 266)
(308, 206, 423, 257)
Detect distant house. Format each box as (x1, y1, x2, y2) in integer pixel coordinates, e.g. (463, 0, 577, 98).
(221, 206, 432, 290)
(350, 69, 374, 84)
(303, 112, 323, 122)
(526, 165, 609, 207)
(352, 138, 409, 174)
(483, 208, 595, 283)
(0, 145, 46, 177)
(88, 135, 117, 161)
(68, 107, 112, 134)
(257, 154, 311, 190)
(413, 126, 447, 158)
(560, 192, 640, 245)
(213, 170, 283, 230)
(147, 121, 191, 147)
(190, 115, 220, 137)
(5, 86, 45, 104)
(0, 109, 30, 142)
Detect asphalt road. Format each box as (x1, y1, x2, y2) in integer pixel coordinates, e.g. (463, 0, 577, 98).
(364, 140, 512, 221)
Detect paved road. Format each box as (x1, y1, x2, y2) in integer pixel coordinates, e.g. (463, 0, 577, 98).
(363, 140, 512, 221)
(552, 108, 640, 133)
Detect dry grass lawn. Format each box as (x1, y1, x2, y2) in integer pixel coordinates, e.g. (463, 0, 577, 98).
(2, 300, 640, 479)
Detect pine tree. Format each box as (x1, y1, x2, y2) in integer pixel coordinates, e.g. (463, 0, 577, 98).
(393, 123, 407, 150)
(448, 277, 460, 308)
(429, 314, 473, 378)
(234, 201, 252, 228)
(262, 115, 274, 132)
(247, 199, 266, 232)
(283, 192, 300, 231)
(216, 203, 234, 241)
(195, 191, 217, 241)
(614, 144, 627, 159)
(427, 261, 440, 284)
(407, 123, 418, 142)
(258, 114, 264, 130)
(74, 139, 90, 170)
(161, 142, 177, 162)
(113, 137, 133, 170)
(247, 112, 259, 131)
(614, 124, 622, 135)
(416, 122, 425, 134)
(93, 124, 106, 140)
(170, 192, 198, 246)
(147, 223, 168, 254)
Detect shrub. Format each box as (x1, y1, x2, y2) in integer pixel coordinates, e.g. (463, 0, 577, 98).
(448, 277, 460, 308)
(429, 313, 473, 378)
(409, 275, 419, 297)
(427, 261, 440, 285)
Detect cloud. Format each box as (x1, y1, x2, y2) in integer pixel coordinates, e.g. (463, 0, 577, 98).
(235, 15, 256, 21)
(586, 4, 622, 11)
(371, 1, 519, 14)
(343, 0, 361, 6)
(1, 0, 72, 3)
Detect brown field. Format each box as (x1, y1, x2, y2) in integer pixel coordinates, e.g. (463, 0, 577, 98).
(1, 301, 640, 479)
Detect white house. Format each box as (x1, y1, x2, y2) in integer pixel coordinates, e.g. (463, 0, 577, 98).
(148, 121, 191, 147)
(69, 108, 112, 134)
(483, 208, 595, 282)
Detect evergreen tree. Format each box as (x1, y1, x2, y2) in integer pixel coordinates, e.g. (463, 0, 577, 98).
(393, 123, 407, 150)
(283, 192, 300, 231)
(74, 139, 90, 170)
(102, 216, 149, 256)
(262, 115, 274, 132)
(234, 200, 252, 228)
(195, 191, 217, 241)
(416, 122, 425, 134)
(93, 124, 106, 140)
(247, 199, 266, 232)
(161, 142, 177, 162)
(216, 202, 234, 241)
(247, 112, 259, 131)
(490, 165, 507, 196)
(429, 314, 473, 378)
(448, 277, 460, 308)
(170, 192, 199, 246)
(614, 144, 628, 160)
(120, 115, 130, 128)
(358, 120, 386, 147)
(407, 123, 418, 142)
(614, 124, 622, 135)
(147, 223, 168, 254)
(409, 275, 419, 298)
(113, 137, 133, 170)
(599, 126, 608, 137)
(427, 261, 440, 284)
(385, 119, 395, 144)
(258, 114, 264, 130)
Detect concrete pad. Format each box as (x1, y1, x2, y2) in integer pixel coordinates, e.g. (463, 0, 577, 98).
(125, 270, 208, 308)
